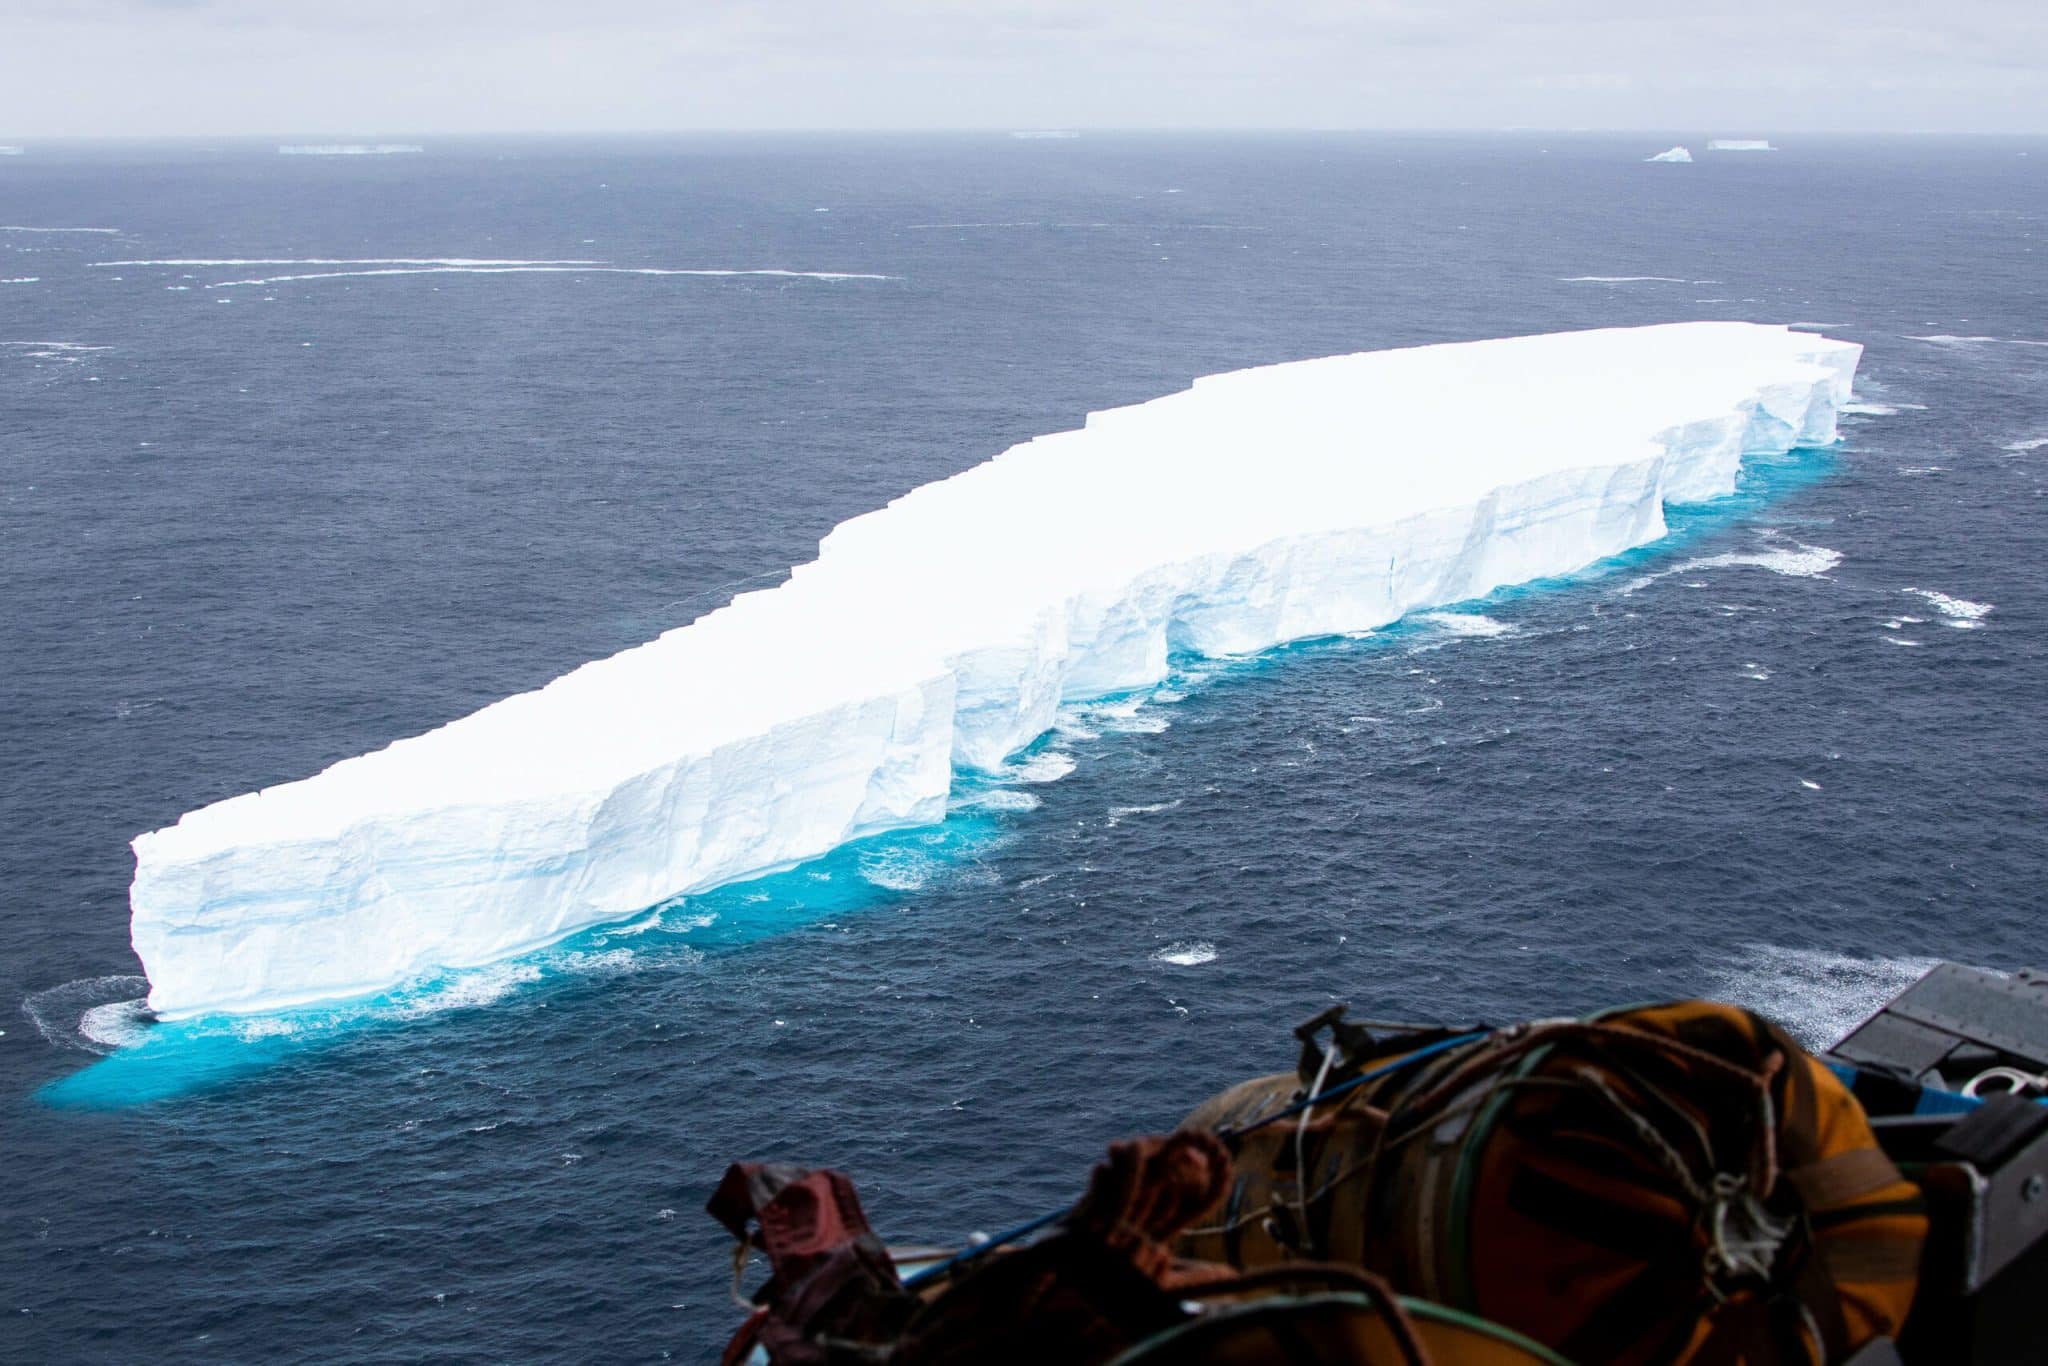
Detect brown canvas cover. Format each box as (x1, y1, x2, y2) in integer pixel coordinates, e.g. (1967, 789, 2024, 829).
(1179, 1003, 1927, 1364)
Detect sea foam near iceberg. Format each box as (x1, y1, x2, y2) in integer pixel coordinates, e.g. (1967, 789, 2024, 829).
(129, 322, 1864, 1019)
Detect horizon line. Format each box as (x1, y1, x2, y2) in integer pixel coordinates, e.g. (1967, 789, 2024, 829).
(4, 126, 2045, 144)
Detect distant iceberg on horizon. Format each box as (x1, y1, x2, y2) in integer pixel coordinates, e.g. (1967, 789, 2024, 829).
(128, 322, 1863, 1020)
(278, 143, 425, 156)
(1709, 139, 1777, 152)
(1645, 146, 1693, 163)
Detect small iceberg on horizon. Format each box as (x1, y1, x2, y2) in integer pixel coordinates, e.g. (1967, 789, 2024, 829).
(1645, 147, 1693, 163)
(278, 143, 424, 156)
(1708, 139, 1777, 152)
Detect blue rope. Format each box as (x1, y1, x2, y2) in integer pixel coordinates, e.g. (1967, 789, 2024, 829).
(898, 1028, 1489, 1292)
(1220, 1030, 1487, 1138)
(900, 1207, 1068, 1290)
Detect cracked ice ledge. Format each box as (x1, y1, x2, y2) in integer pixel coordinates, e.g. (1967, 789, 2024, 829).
(130, 322, 1862, 1018)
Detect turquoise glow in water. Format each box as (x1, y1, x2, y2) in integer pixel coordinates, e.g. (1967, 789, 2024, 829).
(41, 440, 1838, 1110)
(42, 809, 1016, 1108)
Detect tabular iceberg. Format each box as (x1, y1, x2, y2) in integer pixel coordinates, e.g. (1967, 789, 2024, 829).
(130, 323, 1862, 1019)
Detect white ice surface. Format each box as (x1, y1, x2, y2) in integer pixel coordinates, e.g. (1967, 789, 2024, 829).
(1708, 140, 1778, 152)
(1645, 147, 1694, 163)
(130, 322, 1863, 1018)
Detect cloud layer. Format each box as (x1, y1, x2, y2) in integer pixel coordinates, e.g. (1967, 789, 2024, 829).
(4, 1, 2045, 137)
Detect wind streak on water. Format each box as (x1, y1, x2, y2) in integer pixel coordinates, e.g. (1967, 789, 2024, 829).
(202, 266, 897, 287)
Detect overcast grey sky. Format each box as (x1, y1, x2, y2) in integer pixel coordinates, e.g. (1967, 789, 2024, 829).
(4, 1, 2045, 139)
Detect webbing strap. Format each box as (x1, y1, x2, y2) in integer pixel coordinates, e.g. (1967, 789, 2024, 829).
(1785, 1148, 1906, 1211)
(1818, 1236, 1926, 1285)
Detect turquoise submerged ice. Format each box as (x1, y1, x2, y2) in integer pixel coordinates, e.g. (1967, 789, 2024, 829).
(129, 322, 1862, 1018)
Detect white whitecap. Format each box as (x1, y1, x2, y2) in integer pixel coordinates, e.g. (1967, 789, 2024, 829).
(1415, 611, 1514, 638)
(1052, 714, 1100, 741)
(550, 948, 643, 976)
(1005, 750, 1077, 784)
(1152, 941, 1217, 967)
(390, 963, 543, 1020)
(1107, 799, 1182, 827)
(20, 975, 152, 1054)
(2003, 437, 2048, 453)
(1060, 694, 1170, 737)
(1903, 588, 1991, 627)
(78, 998, 154, 1050)
(1902, 334, 2047, 347)
(1620, 540, 1842, 595)
(589, 906, 670, 939)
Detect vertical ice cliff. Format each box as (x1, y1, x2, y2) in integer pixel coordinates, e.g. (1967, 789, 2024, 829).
(130, 322, 1862, 1018)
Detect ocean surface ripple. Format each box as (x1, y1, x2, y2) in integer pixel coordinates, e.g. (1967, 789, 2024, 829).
(2, 134, 2043, 1362)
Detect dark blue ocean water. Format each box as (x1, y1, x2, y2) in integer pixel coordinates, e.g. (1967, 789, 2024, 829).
(2, 134, 2044, 1362)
